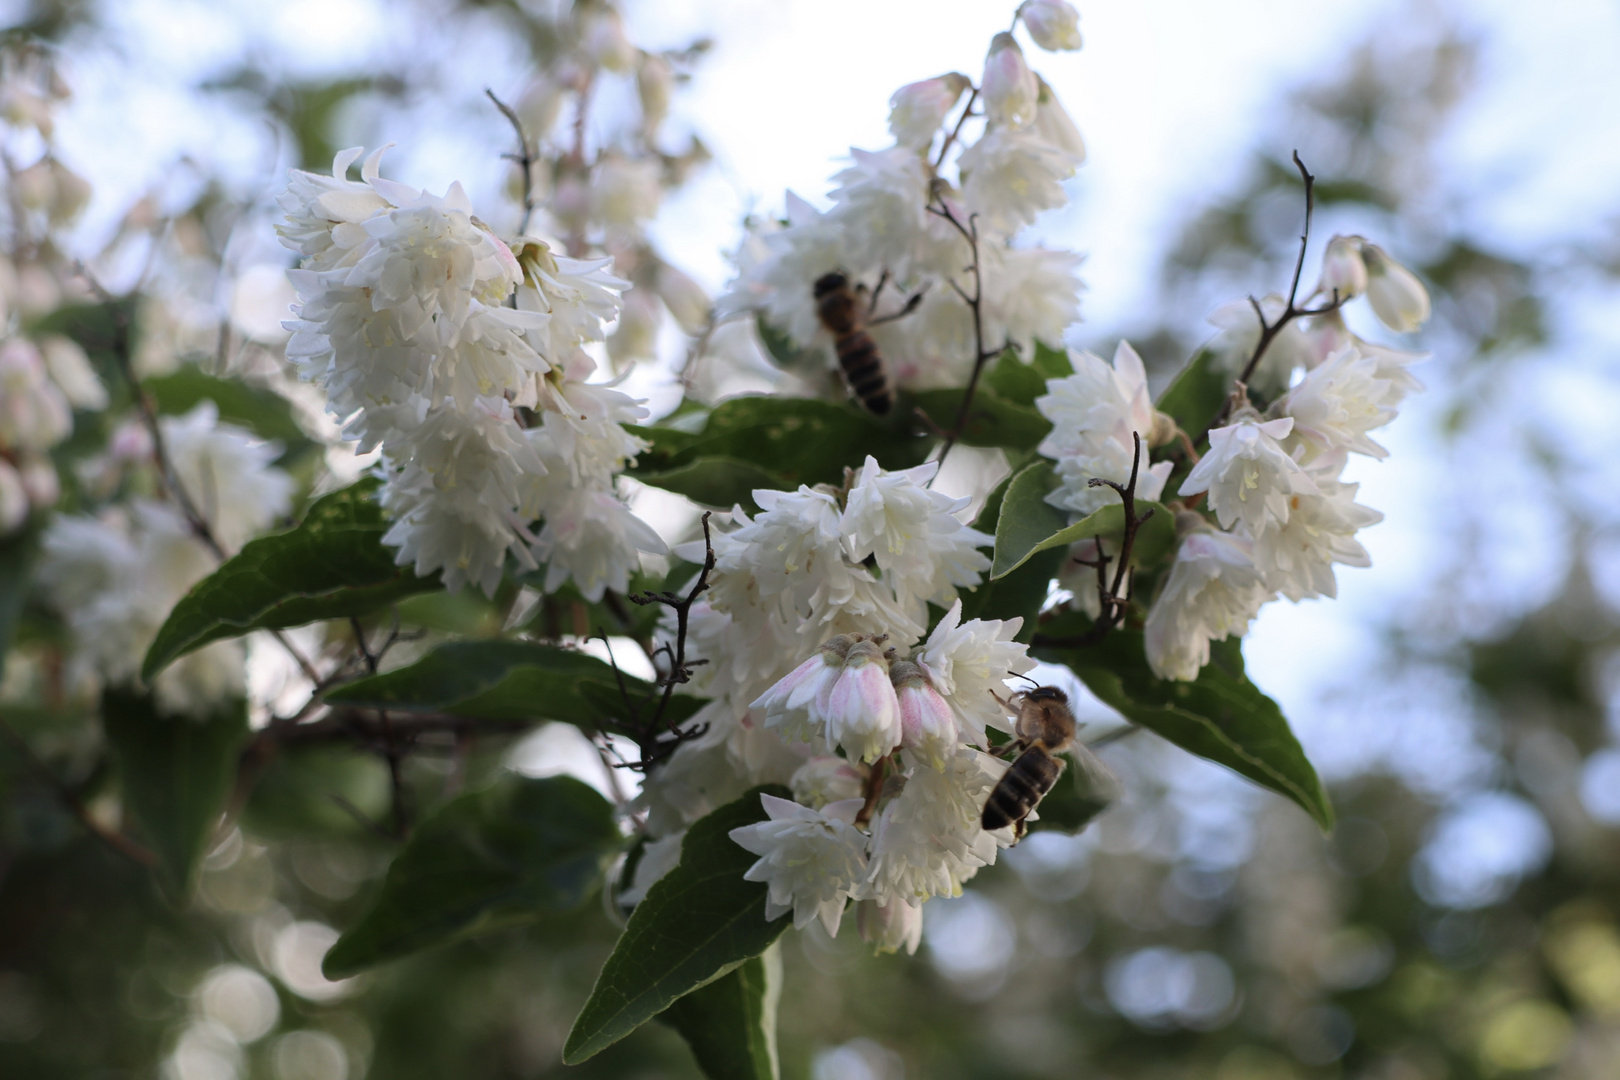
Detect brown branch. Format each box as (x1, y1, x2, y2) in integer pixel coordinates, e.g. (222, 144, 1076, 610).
(933, 87, 980, 175)
(0, 715, 157, 868)
(1207, 152, 1350, 433)
(925, 197, 1000, 473)
(486, 89, 537, 235)
(855, 754, 889, 828)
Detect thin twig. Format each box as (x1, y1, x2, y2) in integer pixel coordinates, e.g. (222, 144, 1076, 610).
(933, 87, 980, 175)
(925, 197, 1000, 473)
(0, 715, 158, 867)
(486, 89, 537, 235)
(1208, 152, 1350, 432)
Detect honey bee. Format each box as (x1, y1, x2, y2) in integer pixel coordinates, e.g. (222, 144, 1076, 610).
(981, 686, 1119, 839)
(814, 271, 892, 415)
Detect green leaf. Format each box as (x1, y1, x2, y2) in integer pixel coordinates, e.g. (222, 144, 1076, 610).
(237, 744, 393, 841)
(989, 462, 1174, 580)
(1154, 347, 1228, 443)
(146, 367, 316, 465)
(101, 689, 249, 896)
(142, 480, 440, 680)
(911, 386, 1050, 452)
(1036, 631, 1332, 829)
(563, 785, 792, 1064)
(983, 348, 1048, 408)
(627, 396, 929, 508)
(1030, 340, 1074, 381)
(322, 775, 620, 977)
(324, 641, 706, 733)
(658, 946, 782, 1080)
(954, 460, 1062, 642)
(0, 524, 40, 670)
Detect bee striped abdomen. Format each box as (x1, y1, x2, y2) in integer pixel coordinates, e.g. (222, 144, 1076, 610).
(981, 747, 1065, 831)
(813, 271, 893, 415)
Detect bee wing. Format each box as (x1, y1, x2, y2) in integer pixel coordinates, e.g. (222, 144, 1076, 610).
(1067, 742, 1122, 804)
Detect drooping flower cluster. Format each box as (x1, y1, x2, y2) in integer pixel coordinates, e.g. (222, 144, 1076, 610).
(726, 603, 1037, 948)
(276, 147, 665, 598)
(701, 5, 1086, 399)
(37, 404, 295, 717)
(1138, 237, 1429, 680)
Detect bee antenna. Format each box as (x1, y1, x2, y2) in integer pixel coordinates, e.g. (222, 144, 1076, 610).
(1010, 672, 1041, 689)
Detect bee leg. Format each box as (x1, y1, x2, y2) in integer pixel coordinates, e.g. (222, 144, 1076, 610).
(1013, 818, 1028, 841)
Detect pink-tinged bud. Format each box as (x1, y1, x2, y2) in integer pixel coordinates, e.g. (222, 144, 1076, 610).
(890, 660, 956, 768)
(825, 640, 901, 764)
(1020, 0, 1083, 52)
(1361, 243, 1431, 333)
(982, 33, 1038, 128)
(791, 755, 867, 809)
(752, 636, 853, 744)
(857, 897, 922, 955)
(18, 456, 58, 509)
(0, 461, 27, 534)
(1317, 235, 1368, 301)
(109, 418, 154, 462)
(888, 72, 971, 150)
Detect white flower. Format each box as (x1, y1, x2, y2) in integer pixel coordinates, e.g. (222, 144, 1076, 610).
(824, 640, 902, 764)
(865, 748, 1013, 904)
(0, 337, 71, 450)
(916, 600, 1036, 745)
(590, 154, 663, 230)
(891, 660, 956, 769)
(1251, 478, 1383, 602)
(981, 33, 1039, 128)
(752, 636, 852, 745)
(889, 73, 971, 150)
(856, 897, 923, 955)
(525, 484, 667, 602)
(1178, 416, 1318, 537)
(0, 460, 27, 533)
(791, 755, 867, 810)
(1143, 528, 1274, 682)
(160, 402, 297, 552)
(1020, 0, 1083, 51)
(618, 832, 684, 907)
(1316, 235, 1368, 301)
(38, 334, 107, 409)
(982, 245, 1084, 359)
(1361, 243, 1429, 333)
(1032, 75, 1086, 162)
(1037, 341, 1174, 517)
(730, 794, 870, 935)
(958, 126, 1077, 232)
(840, 456, 991, 612)
(1277, 347, 1397, 462)
(825, 147, 932, 279)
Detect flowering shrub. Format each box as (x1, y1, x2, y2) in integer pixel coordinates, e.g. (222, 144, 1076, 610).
(0, 2, 1431, 1076)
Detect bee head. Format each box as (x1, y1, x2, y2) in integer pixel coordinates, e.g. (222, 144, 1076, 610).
(1023, 686, 1068, 705)
(813, 271, 848, 298)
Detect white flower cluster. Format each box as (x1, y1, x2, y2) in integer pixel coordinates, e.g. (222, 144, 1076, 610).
(276, 147, 665, 598)
(707, 5, 1086, 397)
(1139, 238, 1429, 680)
(728, 603, 1036, 948)
(1035, 339, 1176, 517)
(0, 333, 103, 532)
(37, 403, 295, 717)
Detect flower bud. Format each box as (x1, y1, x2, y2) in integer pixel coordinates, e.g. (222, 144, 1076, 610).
(18, 456, 59, 510)
(1020, 0, 1083, 52)
(982, 33, 1038, 128)
(888, 73, 971, 150)
(825, 640, 901, 763)
(1361, 244, 1430, 333)
(0, 460, 27, 534)
(791, 755, 866, 809)
(751, 635, 854, 743)
(39, 333, 107, 410)
(890, 660, 956, 768)
(637, 54, 674, 135)
(582, 9, 636, 73)
(1317, 235, 1368, 301)
(1032, 76, 1085, 162)
(856, 897, 922, 955)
